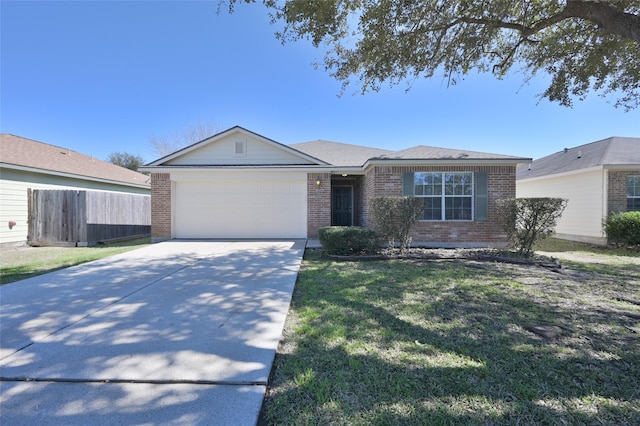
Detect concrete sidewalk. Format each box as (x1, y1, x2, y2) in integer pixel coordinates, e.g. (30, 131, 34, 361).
(0, 240, 305, 425)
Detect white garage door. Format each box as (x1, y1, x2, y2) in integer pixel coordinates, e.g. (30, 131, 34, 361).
(174, 174, 307, 239)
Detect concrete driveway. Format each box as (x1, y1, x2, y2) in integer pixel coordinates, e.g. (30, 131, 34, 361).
(0, 240, 306, 425)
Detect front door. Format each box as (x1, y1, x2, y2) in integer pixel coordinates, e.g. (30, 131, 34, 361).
(332, 186, 353, 226)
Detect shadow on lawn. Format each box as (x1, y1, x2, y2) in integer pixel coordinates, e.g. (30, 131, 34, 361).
(263, 257, 640, 425)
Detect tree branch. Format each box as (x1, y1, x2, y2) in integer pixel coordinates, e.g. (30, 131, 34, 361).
(454, 2, 639, 43)
(564, 0, 640, 43)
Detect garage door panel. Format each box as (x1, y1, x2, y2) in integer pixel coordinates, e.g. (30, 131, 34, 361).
(174, 178, 306, 238)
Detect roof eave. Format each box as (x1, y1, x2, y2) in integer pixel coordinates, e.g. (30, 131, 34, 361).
(1, 162, 151, 189)
(516, 164, 605, 182)
(364, 158, 532, 168)
(138, 164, 366, 174)
(603, 164, 640, 171)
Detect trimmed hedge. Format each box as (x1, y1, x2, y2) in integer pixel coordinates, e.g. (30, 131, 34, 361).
(318, 226, 379, 255)
(605, 211, 640, 245)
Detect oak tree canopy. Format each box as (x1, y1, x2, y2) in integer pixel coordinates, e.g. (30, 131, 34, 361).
(107, 152, 144, 172)
(227, 1, 640, 109)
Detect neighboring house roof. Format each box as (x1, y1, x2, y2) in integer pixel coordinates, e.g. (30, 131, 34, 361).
(0, 134, 150, 188)
(516, 136, 640, 180)
(289, 140, 393, 167)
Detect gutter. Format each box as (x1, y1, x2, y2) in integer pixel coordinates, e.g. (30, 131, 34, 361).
(140, 158, 532, 175)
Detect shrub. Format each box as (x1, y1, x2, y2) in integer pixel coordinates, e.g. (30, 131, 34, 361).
(317, 226, 380, 255)
(605, 211, 640, 245)
(496, 197, 567, 258)
(369, 196, 424, 253)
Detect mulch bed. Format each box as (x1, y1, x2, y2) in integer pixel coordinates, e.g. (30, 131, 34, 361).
(325, 247, 564, 271)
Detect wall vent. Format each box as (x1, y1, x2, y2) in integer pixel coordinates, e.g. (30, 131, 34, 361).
(234, 140, 246, 156)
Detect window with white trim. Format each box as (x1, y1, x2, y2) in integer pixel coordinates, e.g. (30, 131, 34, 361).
(628, 176, 640, 211)
(413, 172, 473, 220)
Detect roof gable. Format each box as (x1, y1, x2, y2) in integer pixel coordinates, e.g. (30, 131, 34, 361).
(149, 126, 325, 167)
(0, 134, 150, 188)
(517, 137, 640, 180)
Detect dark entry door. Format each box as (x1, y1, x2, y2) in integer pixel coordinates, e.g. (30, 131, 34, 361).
(332, 186, 353, 226)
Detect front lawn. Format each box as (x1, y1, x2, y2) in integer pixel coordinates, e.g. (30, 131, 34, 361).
(262, 249, 640, 425)
(0, 238, 151, 285)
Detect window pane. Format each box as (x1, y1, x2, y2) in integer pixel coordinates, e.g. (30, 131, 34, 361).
(461, 173, 472, 195)
(445, 197, 472, 220)
(629, 197, 640, 211)
(628, 176, 640, 197)
(423, 197, 442, 220)
(444, 174, 453, 195)
(415, 173, 442, 196)
(433, 180, 442, 195)
(444, 173, 472, 196)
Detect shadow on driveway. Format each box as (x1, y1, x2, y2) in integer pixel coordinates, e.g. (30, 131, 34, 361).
(0, 240, 305, 425)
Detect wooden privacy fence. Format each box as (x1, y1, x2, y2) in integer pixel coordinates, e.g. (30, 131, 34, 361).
(28, 190, 151, 246)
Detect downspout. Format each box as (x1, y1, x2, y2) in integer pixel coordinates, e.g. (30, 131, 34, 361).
(602, 168, 608, 240)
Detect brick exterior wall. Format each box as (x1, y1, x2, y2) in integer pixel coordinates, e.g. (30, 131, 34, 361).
(360, 165, 516, 245)
(153, 166, 517, 244)
(608, 170, 639, 214)
(307, 173, 331, 237)
(151, 173, 171, 241)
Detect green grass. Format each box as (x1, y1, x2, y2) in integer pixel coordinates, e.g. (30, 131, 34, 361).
(263, 249, 640, 425)
(534, 237, 639, 257)
(0, 238, 151, 285)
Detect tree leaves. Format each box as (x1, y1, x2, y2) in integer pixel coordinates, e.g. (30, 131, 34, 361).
(227, 0, 640, 109)
(496, 197, 568, 258)
(107, 152, 144, 171)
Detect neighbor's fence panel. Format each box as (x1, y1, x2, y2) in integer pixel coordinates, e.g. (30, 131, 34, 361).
(85, 191, 151, 244)
(28, 190, 150, 246)
(29, 190, 86, 246)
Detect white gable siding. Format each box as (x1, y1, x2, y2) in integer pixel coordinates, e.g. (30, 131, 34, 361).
(165, 134, 314, 166)
(0, 168, 149, 245)
(517, 169, 606, 244)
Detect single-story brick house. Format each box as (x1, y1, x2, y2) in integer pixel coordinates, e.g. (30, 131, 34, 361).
(0, 134, 150, 246)
(140, 126, 531, 247)
(516, 136, 640, 245)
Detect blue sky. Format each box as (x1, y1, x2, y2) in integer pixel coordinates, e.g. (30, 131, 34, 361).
(2, 1, 638, 164)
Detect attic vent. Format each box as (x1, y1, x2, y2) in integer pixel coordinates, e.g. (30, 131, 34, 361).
(234, 140, 246, 156)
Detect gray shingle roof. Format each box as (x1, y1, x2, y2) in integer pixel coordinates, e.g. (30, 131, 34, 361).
(376, 145, 528, 161)
(516, 137, 640, 180)
(290, 141, 528, 166)
(0, 134, 150, 188)
(289, 140, 393, 167)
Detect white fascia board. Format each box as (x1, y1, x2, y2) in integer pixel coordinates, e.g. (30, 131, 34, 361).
(603, 164, 640, 171)
(138, 165, 364, 174)
(517, 164, 604, 184)
(0, 162, 151, 190)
